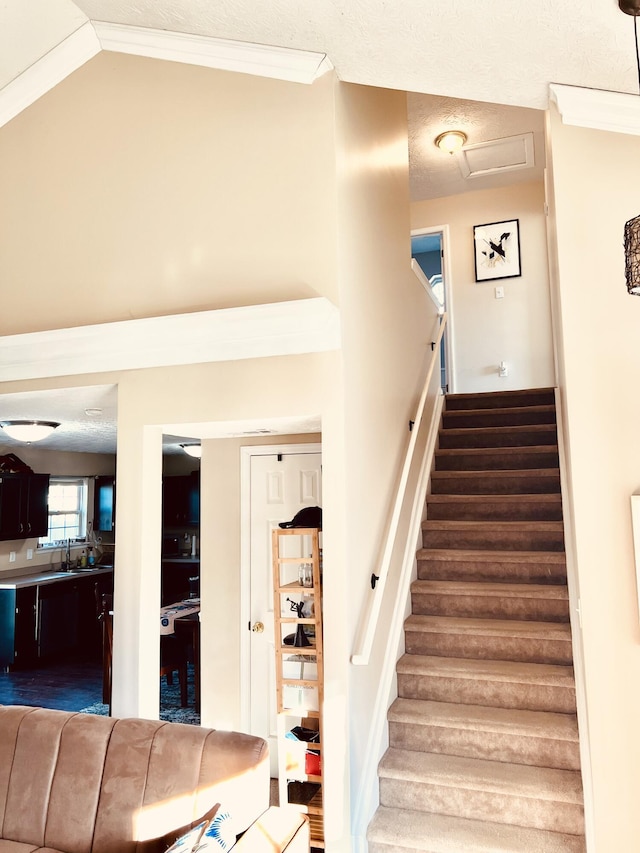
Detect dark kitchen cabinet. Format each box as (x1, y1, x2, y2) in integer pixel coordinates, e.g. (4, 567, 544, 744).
(0, 570, 113, 670)
(94, 475, 116, 532)
(0, 473, 50, 541)
(162, 473, 200, 527)
(38, 581, 80, 659)
(0, 586, 37, 668)
(161, 560, 200, 605)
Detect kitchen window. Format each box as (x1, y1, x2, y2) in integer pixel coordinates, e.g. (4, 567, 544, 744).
(40, 477, 89, 546)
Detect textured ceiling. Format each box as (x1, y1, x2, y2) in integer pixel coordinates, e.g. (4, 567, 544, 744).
(0, 385, 320, 456)
(408, 94, 545, 201)
(1, 0, 636, 452)
(0, 386, 118, 456)
(70, 0, 640, 108)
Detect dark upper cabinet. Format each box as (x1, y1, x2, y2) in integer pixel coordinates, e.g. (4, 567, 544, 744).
(94, 475, 116, 532)
(162, 473, 200, 528)
(0, 473, 50, 541)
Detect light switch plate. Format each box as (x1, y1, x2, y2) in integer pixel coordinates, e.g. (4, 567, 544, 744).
(495, 286, 505, 299)
(27, 549, 33, 560)
(9, 551, 16, 563)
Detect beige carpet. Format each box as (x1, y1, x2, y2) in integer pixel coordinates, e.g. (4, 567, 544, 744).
(368, 388, 586, 853)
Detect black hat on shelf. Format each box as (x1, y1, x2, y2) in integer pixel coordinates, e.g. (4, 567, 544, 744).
(278, 506, 322, 530)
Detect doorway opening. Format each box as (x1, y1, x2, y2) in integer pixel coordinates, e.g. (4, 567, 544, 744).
(240, 442, 322, 773)
(411, 225, 455, 392)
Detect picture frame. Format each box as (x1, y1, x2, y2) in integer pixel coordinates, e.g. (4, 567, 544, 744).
(473, 218, 521, 282)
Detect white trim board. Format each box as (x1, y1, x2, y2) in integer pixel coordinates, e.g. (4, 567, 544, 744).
(0, 22, 101, 130)
(549, 83, 640, 136)
(93, 21, 333, 84)
(0, 20, 333, 130)
(0, 298, 341, 382)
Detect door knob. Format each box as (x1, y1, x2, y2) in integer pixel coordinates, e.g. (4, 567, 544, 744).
(251, 621, 265, 633)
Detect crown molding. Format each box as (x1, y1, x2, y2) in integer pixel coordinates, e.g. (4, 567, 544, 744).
(550, 83, 640, 136)
(0, 299, 340, 383)
(0, 21, 333, 131)
(0, 21, 101, 130)
(92, 21, 333, 84)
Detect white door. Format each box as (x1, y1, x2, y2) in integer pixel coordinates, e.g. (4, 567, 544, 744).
(245, 446, 322, 771)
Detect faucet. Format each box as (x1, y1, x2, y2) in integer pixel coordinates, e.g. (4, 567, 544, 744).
(63, 539, 71, 570)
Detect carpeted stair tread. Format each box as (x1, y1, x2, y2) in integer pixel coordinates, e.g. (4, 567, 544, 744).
(421, 520, 565, 552)
(439, 423, 558, 449)
(405, 614, 571, 641)
(389, 698, 579, 743)
(435, 445, 559, 471)
(379, 748, 583, 803)
(418, 548, 566, 565)
(411, 579, 568, 600)
(422, 520, 564, 530)
(411, 578, 570, 620)
(445, 388, 556, 411)
(442, 405, 556, 429)
(426, 494, 563, 522)
(426, 494, 562, 504)
(404, 615, 573, 664)
(431, 468, 561, 495)
(396, 654, 575, 689)
(417, 549, 567, 585)
(367, 806, 586, 853)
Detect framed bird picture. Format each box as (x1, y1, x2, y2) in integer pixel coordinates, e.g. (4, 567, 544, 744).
(473, 219, 521, 282)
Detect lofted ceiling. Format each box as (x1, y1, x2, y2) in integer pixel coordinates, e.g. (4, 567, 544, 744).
(0, 0, 636, 453)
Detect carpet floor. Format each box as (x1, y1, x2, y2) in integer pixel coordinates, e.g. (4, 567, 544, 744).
(80, 663, 200, 725)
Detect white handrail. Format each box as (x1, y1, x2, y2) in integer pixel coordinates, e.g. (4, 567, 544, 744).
(351, 312, 447, 666)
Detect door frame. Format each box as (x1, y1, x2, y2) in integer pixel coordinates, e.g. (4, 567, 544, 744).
(239, 442, 322, 731)
(411, 223, 456, 393)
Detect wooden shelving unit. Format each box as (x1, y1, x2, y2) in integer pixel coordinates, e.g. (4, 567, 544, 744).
(272, 526, 324, 849)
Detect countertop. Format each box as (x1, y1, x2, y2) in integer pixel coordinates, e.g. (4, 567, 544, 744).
(0, 564, 114, 590)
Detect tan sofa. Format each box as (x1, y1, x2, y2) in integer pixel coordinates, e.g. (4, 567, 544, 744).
(0, 705, 309, 853)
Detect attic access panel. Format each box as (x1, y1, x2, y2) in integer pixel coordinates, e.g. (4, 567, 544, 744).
(458, 133, 534, 180)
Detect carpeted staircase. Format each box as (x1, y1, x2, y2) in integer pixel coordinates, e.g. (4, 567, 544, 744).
(367, 388, 586, 853)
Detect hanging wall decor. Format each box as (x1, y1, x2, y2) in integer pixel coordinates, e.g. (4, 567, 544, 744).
(473, 218, 521, 282)
(624, 214, 640, 295)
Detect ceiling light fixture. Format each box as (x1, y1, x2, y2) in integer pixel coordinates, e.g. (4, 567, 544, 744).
(0, 420, 60, 443)
(619, 2, 640, 294)
(434, 130, 467, 155)
(180, 443, 202, 458)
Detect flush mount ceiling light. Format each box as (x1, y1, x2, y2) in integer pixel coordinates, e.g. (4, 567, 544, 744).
(618, 1, 640, 293)
(0, 420, 60, 442)
(180, 443, 202, 458)
(434, 130, 467, 155)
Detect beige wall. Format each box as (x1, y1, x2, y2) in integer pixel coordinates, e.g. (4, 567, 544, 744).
(546, 105, 640, 850)
(0, 52, 339, 335)
(332, 82, 438, 846)
(0, 53, 440, 851)
(411, 181, 555, 393)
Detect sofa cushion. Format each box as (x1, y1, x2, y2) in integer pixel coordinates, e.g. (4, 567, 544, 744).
(232, 808, 309, 853)
(0, 705, 269, 853)
(0, 844, 64, 852)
